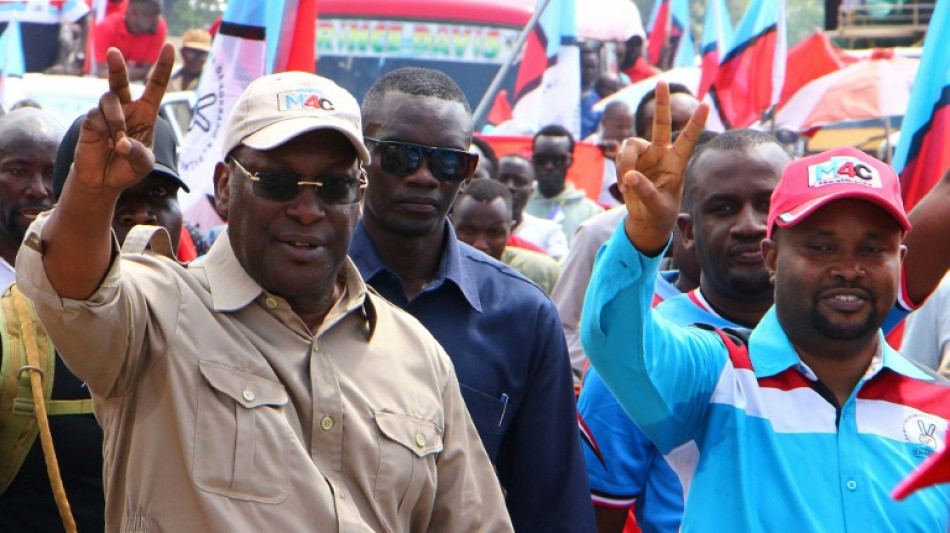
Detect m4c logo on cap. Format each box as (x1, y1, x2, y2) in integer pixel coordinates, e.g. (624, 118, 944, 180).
(278, 88, 335, 112)
(807, 156, 881, 189)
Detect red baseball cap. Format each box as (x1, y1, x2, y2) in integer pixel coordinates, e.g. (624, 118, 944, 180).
(892, 429, 950, 500)
(767, 146, 911, 239)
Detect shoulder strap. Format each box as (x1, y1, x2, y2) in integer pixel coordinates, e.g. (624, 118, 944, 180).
(7, 286, 77, 531)
(121, 224, 176, 258)
(693, 323, 754, 369)
(0, 284, 56, 494)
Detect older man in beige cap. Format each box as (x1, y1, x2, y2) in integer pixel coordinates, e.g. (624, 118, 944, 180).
(171, 27, 211, 91)
(16, 44, 511, 532)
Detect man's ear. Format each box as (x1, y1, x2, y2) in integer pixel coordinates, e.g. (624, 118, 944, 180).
(762, 238, 778, 282)
(677, 213, 695, 247)
(212, 161, 231, 219)
(566, 153, 574, 169)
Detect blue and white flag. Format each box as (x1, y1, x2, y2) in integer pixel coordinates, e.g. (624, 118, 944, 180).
(511, 0, 581, 137)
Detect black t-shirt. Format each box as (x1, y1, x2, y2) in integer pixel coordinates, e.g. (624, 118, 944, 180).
(0, 355, 104, 532)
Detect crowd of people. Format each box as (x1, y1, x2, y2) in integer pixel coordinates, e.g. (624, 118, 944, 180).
(0, 0, 209, 86)
(0, 8, 948, 533)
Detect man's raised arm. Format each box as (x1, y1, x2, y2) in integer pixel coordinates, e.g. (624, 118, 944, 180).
(41, 44, 174, 299)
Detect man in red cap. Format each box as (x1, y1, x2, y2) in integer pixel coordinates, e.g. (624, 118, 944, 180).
(581, 86, 950, 532)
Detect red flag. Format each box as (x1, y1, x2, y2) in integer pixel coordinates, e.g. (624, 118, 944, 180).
(487, 89, 513, 127)
(706, 0, 786, 129)
(645, 0, 670, 67)
(778, 30, 843, 108)
(285, 0, 317, 72)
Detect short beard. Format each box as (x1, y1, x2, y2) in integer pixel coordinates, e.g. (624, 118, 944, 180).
(810, 296, 881, 341)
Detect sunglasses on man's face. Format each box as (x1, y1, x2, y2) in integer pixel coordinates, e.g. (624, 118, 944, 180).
(364, 137, 478, 184)
(531, 153, 570, 168)
(229, 158, 366, 204)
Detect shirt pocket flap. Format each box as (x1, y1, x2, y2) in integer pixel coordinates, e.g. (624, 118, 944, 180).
(198, 360, 288, 408)
(374, 410, 444, 458)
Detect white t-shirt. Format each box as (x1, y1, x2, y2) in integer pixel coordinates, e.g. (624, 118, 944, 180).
(0, 256, 15, 290)
(515, 213, 569, 260)
(901, 270, 950, 372)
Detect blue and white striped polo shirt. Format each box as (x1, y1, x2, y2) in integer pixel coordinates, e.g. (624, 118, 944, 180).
(582, 224, 950, 532)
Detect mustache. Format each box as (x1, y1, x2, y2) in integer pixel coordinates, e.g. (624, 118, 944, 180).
(813, 281, 876, 302)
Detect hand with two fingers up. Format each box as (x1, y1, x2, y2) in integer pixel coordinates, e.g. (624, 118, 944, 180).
(42, 44, 175, 300)
(615, 81, 709, 257)
(72, 44, 175, 195)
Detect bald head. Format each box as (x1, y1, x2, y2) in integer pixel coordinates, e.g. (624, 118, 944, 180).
(600, 101, 634, 142)
(0, 108, 64, 150)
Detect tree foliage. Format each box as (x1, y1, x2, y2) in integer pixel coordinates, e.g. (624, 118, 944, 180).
(163, 0, 223, 36)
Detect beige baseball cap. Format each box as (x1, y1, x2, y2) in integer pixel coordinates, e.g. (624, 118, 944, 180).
(222, 71, 370, 164)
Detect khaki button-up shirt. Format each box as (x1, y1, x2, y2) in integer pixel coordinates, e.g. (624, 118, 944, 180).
(16, 214, 511, 533)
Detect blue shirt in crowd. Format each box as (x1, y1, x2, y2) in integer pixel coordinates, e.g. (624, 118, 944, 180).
(350, 221, 595, 533)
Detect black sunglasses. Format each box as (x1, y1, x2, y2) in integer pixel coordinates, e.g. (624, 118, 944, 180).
(364, 137, 478, 184)
(229, 158, 366, 204)
(531, 153, 571, 168)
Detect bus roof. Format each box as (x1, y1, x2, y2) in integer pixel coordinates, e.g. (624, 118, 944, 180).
(318, 0, 534, 27)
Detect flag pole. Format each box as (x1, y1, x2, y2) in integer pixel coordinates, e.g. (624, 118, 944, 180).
(472, 0, 553, 128)
(883, 115, 891, 164)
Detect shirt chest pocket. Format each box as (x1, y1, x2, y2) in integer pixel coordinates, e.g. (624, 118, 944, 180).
(194, 360, 292, 503)
(374, 410, 444, 513)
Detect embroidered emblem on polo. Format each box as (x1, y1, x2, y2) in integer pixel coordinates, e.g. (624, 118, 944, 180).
(807, 156, 881, 189)
(278, 88, 335, 112)
(903, 414, 942, 453)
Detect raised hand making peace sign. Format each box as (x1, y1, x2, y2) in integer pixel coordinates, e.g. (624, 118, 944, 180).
(71, 44, 176, 193)
(42, 44, 175, 300)
(615, 81, 709, 256)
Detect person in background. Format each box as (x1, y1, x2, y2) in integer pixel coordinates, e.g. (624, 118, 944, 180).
(351, 66, 595, 532)
(619, 35, 659, 83)
(635, 84, 698, 141)
(452, 179, 561, 294)
(585, 100, 634, 207)
(579, 129, 792, 533)
(494, 153, 569, 259)
(94, 0, 165, 81)
(580, 44, 602, 139)
(525, 124, 604, 244)
(0, 109, 62, 289)
(171, 28, 211, 92)
(0, 114, 186, 533)
(470, 135, 498, 182)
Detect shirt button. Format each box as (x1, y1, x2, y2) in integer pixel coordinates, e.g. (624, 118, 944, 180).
(415, 432, 426, 447)
(321, 416, 334, 431)
(264, 297, 278, 309)
(846, 480, 857, 491)
(242, 388, 255, 402)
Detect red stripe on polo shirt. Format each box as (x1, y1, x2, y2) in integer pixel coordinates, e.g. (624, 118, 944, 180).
(758, 368, 813, 391)
(713, 329, 754, 371)
(859, 370, 950, 419)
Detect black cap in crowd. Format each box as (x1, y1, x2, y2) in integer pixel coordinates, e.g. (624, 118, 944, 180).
(53, 114, 190, 200)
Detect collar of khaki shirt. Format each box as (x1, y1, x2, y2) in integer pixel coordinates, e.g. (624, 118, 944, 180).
(200, 230, 377, 339)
